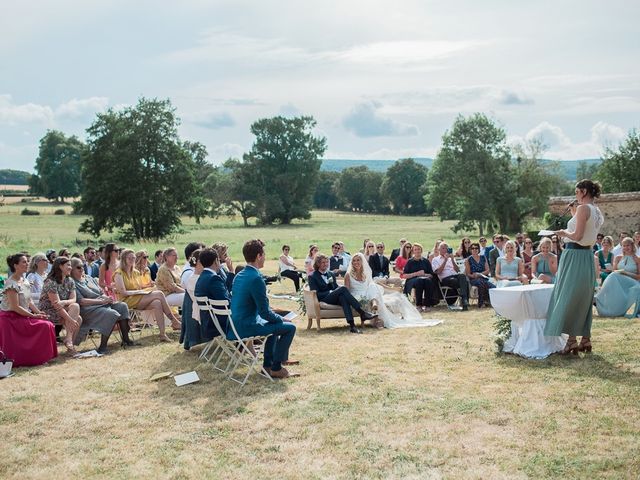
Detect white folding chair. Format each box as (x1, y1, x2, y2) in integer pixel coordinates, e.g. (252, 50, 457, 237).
(195, 297, 235, 369)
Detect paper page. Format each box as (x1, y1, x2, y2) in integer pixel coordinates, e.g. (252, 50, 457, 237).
(174, 371, 200, 386)
(149, 371, 173, 381)
(538, 229, 555, 236)
(283, 311, 298, 321)
(73, 350, 103, 358)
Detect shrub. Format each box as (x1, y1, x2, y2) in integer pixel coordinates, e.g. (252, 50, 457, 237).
(54, 209, 66, 215)
(21, 208, 40, 216)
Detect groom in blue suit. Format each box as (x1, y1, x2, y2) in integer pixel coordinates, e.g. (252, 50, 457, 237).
(230, 239, 297, 379)
(194, 248, 231, 340)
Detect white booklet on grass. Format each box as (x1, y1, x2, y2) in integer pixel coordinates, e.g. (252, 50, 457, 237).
(174, 371, 200, 387)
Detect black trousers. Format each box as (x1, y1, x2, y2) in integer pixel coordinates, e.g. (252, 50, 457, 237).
(440, 273, 470, 304)
(405, 277, 436, 306)
(280, 269, 303, 291)
(321, 286, 362, 325)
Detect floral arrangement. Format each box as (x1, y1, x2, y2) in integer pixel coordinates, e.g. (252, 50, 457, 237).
(492, 314, 512, 354)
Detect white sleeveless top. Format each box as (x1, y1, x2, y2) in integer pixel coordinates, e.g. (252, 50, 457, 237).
(279, 255, 295, 272)
(567, 204, 603, 246)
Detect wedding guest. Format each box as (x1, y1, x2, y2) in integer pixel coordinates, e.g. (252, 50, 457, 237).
(465, 242, 494, 308)
(593, 233, 604, 252)
(279, 245, 304, 291)
(521, 238, 535, 280)
(338, 242, 350, 275)
(156, 247, 185, 307)
(70, 257, 135, 353)
(329, 242, 344, 277)
(180, 242, 206, 288)
(135, 250, 154, 288)
(393, 241, 412, 276)
(194, 248, 230, 341)
(369, 242, 390, 279)
(428, 239, 443, 263)
(634, 231, 640, 256)
(26, 253, 48, 300)
(304, 244, 319, 276)
(364, 240, 376, 262)
(98, 243, 120, 300)
(403, 243, 436, 312)
(455, 237, 472, 258)
(389, 238, 407, 262)
(545, 179, 604, 354)
(180, 248, 204, 349)
(0, 254, 57, 367)
(478, 237, 488, 257)
(45, 249, 57, 274)
(488, 235, 505, 277)
(531, 238, 557, 284)
(308, 254, 374, 334)
(231, 240, 298, 378)
(39, 256, 83, 354)
(550, 234, 563, 260)
(495, 240, 528, 287)
(114, 249, 180, 343)
(82, 246, 99, 278)
(515, 233, 526, 252)
(149, 249, 163, 281)
(58, 248, 71, 259)
(211, 242, 235, 293)
(595, 237, 640, 318)
(432, 242, 470, 310)
(611, 231, 628, 257)
(595, 236, 615, 284)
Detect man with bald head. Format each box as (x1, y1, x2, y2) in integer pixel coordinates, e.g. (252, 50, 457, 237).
(431, 242, 471, 310)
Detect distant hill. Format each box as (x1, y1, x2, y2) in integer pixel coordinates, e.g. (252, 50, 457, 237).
(320, 158, 602, 182)
(0, 169, 31, 185)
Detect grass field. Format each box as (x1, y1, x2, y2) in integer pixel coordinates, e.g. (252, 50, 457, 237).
(1, 204, 639, 479)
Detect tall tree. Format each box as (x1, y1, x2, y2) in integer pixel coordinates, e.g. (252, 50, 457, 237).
(427, 113, 514, 235)
(30, 130, 85, 202)
(381, 158, 428, 214)
(335, 166, 386, 212)
(313, 170, 341, 210)
(243, 116, 326, 224)
(596, 129, 640, 193)
(575, 160, 600, 181)
(79, 98, 208, 239)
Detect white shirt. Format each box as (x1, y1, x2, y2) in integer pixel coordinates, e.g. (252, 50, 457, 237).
(431, 255, 457, 280)
(612, 244, 623, 257)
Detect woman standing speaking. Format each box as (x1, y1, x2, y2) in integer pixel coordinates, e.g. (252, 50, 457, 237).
(544, 180, 604, 354)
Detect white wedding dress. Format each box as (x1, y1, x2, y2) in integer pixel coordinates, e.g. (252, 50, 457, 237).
(348, 274, 442, 329)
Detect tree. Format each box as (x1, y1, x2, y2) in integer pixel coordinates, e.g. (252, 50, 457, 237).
(381, 158, 428, 214)
(313, 170, 341, 210)
(79, 97, 208, 239)
(596, 129, 640, 193)
(427, 113, 514, 235)
(204, 159, 260, 227)
(335, 166, 386, 212)
(30, 130, 85, 202)
(575, 160, 600, 181)
(243, 116, 327, 225)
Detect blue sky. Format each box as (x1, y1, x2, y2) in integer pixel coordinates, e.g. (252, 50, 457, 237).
(1, 0, 639, 171)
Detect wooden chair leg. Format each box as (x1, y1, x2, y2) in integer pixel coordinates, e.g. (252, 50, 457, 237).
(307, 315, 313, 330)
(316, 317, 321, 330)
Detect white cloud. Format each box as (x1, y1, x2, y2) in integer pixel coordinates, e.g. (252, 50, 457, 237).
(342, 101, 419, 138)
(55, 97, 109, 119)
(325, 146, 437, 161)
(519, 121, 628, 160)
(279, 103, 302, 118)
(207, 142, 246, 163)
(0, 94, 54, 126)
(186, 111, 235, 130)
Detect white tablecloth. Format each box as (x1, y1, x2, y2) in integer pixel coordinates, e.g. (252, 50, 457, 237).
(490, 284, 567, 359)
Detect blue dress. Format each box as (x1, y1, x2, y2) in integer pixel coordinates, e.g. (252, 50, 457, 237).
(496, 257, 522, 288)
(595, 256, 640, 318)
(467, 255, 494, 305)
(534, 254, 556, 283)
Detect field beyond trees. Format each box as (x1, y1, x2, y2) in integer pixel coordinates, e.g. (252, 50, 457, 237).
(0, 205, 639, 479)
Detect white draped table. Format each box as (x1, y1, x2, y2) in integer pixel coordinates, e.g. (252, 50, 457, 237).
(490, 284, 567, 359)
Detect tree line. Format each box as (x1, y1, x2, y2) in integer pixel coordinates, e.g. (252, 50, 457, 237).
(28, 98, 639, 239)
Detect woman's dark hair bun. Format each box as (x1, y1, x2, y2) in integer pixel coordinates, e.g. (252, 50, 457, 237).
(575, 179, 602, 198)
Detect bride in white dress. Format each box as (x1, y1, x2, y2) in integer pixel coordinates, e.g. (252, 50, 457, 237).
(344, 253, 442, 329)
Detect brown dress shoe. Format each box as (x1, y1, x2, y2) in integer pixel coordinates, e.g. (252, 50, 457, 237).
(268, 367, 290, 379)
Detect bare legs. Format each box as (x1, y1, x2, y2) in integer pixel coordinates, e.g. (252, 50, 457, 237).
(135, 291, 180, 341)
(58, 303, 82, 353)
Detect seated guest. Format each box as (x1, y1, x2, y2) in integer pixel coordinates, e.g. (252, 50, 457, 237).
(156, 247, 185, 307)
(369, 242, 402, 287)
(304, 244, 319, 276)
(363, 240, 376, 262)
(231, 239, 298, 378)
(635, 231, 640, 256)
(279, 245, 304, 291)
(114, 249, 180, 342)
(455, 237, 472, 258)
(488, 235, 505, 277)
(211, 242, 235, 293)
(521, 238, 535, 280)
(389, 238, 407, 262)
(359, 238, 370, 254)
(329, 242, 345, 277)
(99, 243, 120, 300)
(338, 242, 350, 275)
(595, 237, 640, 318)
(393, 241, 412, 277)
(180, 249, 205, 349)
(39, 256, 83, 354)
(611, 231, 629, 257)
(0, 254, 57, 367)
(70, 257, 135, 353)
(26, 253, 48, 300)
(478, 237, 488, 257)
(58, 248, 71, 259)
(149, 250, 163, 281)
(308, 254, 374, 334)
(593, 233, 604, 252)
(596, 236, 615, 284)
(531, 238, 557, 284)
(403, 243, 437, 312)
(45, 249, 57, 274)
(135, 250, 154, 288)
(515, 232, 526, 252)
(83, 246, 100, 278)
(550, 234, 563, 260)
(180, 242, 206, 288)
(194, 248, 230, 342)
(465, 242, 494, 308)
(428, 239, 443, 263)
(495, 241, 528, 287)
(432, 242, 470, 310)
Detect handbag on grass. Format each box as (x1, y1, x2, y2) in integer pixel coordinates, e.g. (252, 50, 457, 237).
(0, 350, 13, 378)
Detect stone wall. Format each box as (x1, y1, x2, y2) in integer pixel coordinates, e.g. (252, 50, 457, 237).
(548, 191, 640, 236)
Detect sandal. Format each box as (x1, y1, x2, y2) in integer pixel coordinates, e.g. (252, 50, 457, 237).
(559, 338, 579, 356)
(64, 341, 77, 354)
(158, 334, 172, 343)
(577, 338, 592, 353)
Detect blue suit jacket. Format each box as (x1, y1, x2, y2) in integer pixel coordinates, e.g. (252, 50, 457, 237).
(194, 269, 230, 339)
(230, 265, 283, 340)
(218, 267, 235, 293)
(149, 262, 159, 281)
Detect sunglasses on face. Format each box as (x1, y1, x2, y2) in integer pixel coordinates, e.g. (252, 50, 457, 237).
(470, 247, 479, 251)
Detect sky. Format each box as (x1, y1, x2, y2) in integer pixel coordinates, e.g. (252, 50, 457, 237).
(1, 0, 639, 171)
